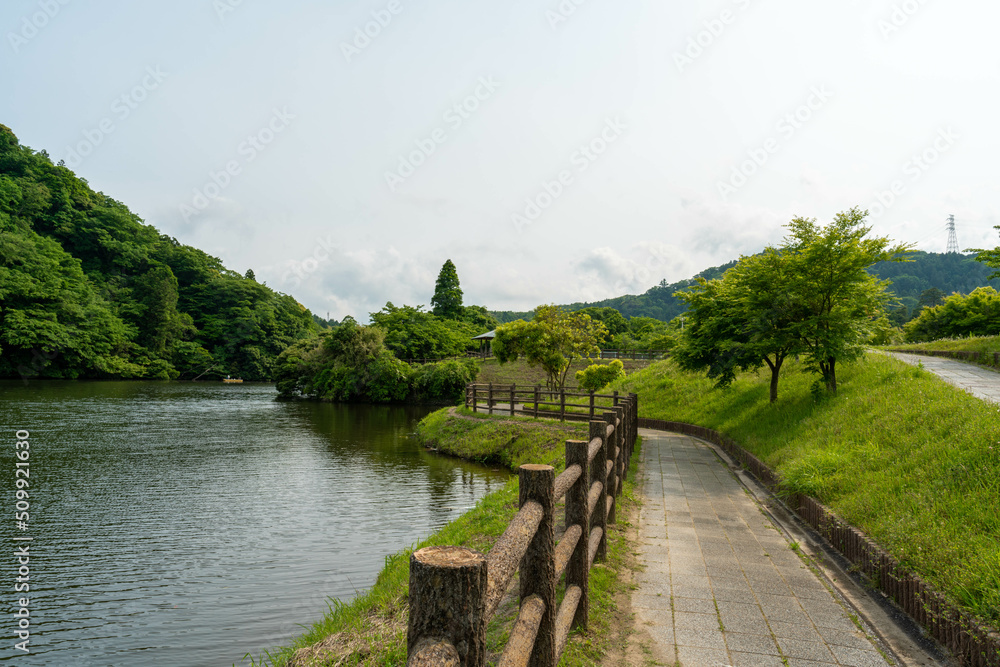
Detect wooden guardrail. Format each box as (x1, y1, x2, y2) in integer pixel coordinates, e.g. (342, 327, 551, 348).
(407, 394, 638, 666)
(465, 383, 628, 422)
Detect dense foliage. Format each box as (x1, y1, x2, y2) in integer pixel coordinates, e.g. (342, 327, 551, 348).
(575, 359, 625, 392)
(493, 305, 606, 390)
(274, 317, 477, 403)
(0, 124, 318, 380)
(674, 209, 909, 398)
(369, 302, 482, 359)
(903, 287, 1000, 342)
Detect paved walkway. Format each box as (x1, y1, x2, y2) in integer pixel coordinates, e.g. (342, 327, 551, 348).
(632, 430, 895, 667)
(884, 351, 1000, 403)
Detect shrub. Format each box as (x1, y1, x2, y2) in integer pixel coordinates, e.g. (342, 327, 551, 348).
(411, 358, 479, 402)
(575, 359, 625, 392)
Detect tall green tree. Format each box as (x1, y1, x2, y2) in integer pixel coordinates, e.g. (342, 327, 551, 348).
(431, 259, 463, 319)
(493, 305, 606, 390)
(674, 249, 802, 403)
(781, 208, 911, 393)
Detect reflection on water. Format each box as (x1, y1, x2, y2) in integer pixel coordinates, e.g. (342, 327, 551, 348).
(0, 381, 508, 666)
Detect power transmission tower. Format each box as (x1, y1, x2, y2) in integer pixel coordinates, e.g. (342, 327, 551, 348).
(946, 214, 959, 254)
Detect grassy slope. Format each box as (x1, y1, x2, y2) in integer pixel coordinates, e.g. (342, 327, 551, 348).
(610, 354, 1000, 626)
(475, 357, 652, 387)
(244, 409, 638, 666)
(889, 335, 1000, 357)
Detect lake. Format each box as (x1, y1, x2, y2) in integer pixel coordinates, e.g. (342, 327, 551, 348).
(0, 381, 508, 666)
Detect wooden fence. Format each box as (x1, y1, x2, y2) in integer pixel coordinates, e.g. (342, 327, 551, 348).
(407, 394, 638, 666)
(465, 383, 629, 422)
(639, 417, 1000, 667)
(596, 349, 665, 360)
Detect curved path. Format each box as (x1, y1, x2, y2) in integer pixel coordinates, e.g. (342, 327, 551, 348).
(884, 351, 1000, 403)
(628, 430, 905, 667)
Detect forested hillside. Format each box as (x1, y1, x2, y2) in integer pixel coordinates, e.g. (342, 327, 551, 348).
(493, 250, 999, 325)
(0, 124, 318, 380)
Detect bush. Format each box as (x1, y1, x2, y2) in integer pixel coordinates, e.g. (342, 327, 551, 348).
(575, 359, 625, 392)
(411, 358, 479, 402)
(904, 286, 1000, 342)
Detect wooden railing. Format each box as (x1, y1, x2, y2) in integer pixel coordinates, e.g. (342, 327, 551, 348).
(406, 394, 638, 666)
(596, 349, 666, 360)
(465, 383, 629, 422)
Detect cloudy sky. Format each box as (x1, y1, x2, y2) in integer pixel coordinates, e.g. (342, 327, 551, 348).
(3, 0, 998, 320)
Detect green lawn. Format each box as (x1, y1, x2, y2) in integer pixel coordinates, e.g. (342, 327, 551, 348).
(610, 354, 1000, 627)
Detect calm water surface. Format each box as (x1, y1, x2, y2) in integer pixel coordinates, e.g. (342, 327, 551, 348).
(0, 381, 508, 666)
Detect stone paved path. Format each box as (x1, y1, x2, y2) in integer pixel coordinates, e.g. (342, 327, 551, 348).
(884, 352, 1000, 403)
(632, 430, 894, 667)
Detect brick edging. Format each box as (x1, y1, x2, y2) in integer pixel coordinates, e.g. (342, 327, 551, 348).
(638, 417, 1000, 667)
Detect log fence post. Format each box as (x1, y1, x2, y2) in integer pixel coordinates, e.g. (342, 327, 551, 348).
(589, 390, 595, 419)
(519, 464, 556, 667)
(510, 384, 515, 416)
(534, 385, 540, 417)
(603, 410, 617, 526)
(590, 419, 608, 562)
(407, 545, 487, 666)
(488, 382, 494, 415)
(559, 389, 566, 422)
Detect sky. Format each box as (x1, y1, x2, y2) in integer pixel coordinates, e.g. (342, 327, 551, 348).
(3, 0, 999, 321)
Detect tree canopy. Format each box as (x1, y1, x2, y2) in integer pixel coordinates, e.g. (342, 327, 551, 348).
(674, 208, 911, 399)
(0, 123, 318, 380)
(493, 305, 606, 390)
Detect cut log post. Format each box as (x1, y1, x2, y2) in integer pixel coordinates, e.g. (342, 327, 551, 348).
(510, 384, 515, 416)
(488, 382, 494, 415)
(519, 464, 555, 667)
(407, 545, 487, 666)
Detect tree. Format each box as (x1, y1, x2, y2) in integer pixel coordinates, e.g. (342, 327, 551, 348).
(673, 249, 801, 403)
(781, 208, 912, 393)
(918, 287, 945, 310)
(369, 302, 477, 359)
(431, 259, 463, 319)
(493, 305, 606, 390)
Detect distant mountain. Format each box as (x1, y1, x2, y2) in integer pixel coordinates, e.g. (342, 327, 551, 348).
(0, 124, 318, 380)
(493, 251, 999, 324)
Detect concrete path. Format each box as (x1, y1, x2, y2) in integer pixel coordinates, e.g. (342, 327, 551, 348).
(884, 351, 1000, 403)
(631, 430, 895, 667)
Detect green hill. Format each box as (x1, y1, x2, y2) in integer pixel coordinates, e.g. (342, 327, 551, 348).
(493, 251, 999, 325)
(0, 124, 318, 381)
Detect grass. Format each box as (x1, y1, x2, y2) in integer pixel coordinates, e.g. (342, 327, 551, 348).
(475, 357, 653, 387)
(886, 334, 1000, 369)
(610, 353, 1000, 627)
(242, 408, 641, 666)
